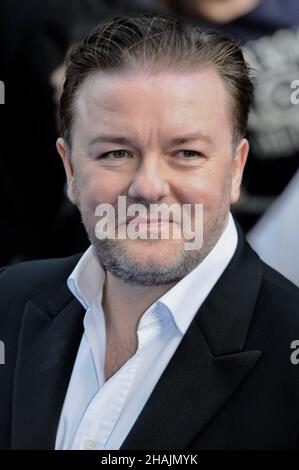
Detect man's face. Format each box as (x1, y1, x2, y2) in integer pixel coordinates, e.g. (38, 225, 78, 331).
(57, 68, 248, 285)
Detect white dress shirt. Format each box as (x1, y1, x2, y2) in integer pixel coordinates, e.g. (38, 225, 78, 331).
(55, 213, 238, 450)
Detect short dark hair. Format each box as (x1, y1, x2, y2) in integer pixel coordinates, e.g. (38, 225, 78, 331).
(59, 13, 254, 149)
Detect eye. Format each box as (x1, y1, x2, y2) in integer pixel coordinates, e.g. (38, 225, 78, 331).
(176, 150, 203, 159)
(97, 149, 132, 159)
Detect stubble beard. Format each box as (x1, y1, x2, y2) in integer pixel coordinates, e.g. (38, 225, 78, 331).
(73, 177, 232, 287)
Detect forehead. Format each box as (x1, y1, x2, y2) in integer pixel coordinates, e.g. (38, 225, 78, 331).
(72, 68, 232, 145)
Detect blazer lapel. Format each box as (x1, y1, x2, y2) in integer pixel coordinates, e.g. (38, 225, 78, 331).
(10, 229, 263, 450)
(120, 234, 263, 450)
(11, 283, 85, 450)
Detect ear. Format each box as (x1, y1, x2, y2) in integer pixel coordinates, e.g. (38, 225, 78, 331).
(56, 137, 76, 204)
(230, 138, 249, 204)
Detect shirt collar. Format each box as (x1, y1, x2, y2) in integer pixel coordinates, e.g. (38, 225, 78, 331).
(67, 245, 106, 311)
(157, 212, 238, 334)
(67, 213, 237, 334)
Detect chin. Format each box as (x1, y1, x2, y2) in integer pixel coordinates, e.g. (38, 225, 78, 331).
(124, 238, 183, 263)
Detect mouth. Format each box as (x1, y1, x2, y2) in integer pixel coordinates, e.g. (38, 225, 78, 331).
(125, 216, 174, 226)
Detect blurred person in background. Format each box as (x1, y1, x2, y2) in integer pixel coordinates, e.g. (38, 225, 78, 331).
(248, 167, 299, 287)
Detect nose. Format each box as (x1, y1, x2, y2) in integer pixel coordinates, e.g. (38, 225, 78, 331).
(127, 156, 170, 202)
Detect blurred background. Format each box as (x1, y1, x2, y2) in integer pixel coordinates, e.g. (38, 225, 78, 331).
(0, 0, 298, 285)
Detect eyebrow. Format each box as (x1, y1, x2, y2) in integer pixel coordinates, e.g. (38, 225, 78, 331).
(88, 131, 214, 148)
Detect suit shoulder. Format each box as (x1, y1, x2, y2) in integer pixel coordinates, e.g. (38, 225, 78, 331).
(0, 252, 82, 283)
(0, 253, 83, 309)
(261, 260, 299, 302)
(255, 259, 299, 332)
(0, 253, 84, 364)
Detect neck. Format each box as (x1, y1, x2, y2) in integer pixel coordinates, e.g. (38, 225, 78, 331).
(102, 271, 176, 337)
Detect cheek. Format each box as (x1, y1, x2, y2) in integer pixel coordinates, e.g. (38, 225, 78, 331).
(76, 167, 125, 208)
(176, 170, 226, 209)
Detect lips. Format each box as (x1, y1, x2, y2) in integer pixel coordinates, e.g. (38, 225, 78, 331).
(126, 216, 173, 225)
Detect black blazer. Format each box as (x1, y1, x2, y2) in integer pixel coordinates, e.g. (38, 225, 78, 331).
(1, 228, 299, 450)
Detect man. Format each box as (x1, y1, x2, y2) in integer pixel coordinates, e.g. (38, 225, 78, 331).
(0, 14, 299, 450)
